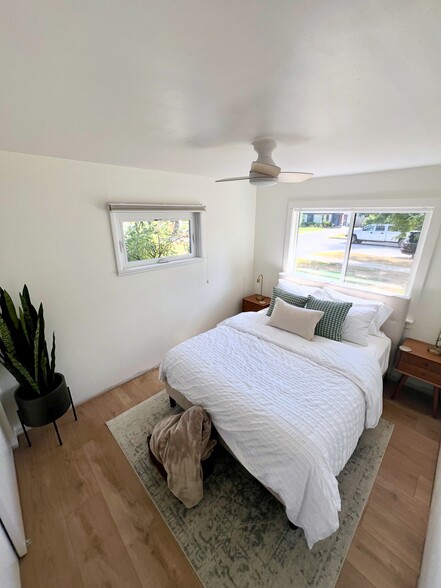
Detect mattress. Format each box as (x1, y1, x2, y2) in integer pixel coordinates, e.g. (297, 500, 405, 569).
(160, 311, 383, 547)
(341, 334, 391, 374)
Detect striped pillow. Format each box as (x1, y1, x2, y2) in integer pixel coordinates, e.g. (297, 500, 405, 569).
(305, 295, 352, 341)
(267, 286, 308, 317)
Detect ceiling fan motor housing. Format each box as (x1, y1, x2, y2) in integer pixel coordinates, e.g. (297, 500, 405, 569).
(251, 138, 281, 178)
(250, 161, 281, 178)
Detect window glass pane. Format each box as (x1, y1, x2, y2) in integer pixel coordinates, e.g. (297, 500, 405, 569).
(346, 212, 425, 294)
(293, 212, 351, 282)
(122, 219, 191, 263)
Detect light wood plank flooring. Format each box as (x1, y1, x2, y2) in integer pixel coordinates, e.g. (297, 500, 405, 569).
(14, 372, 440, 588)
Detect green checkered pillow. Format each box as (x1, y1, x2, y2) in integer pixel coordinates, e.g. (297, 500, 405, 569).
(305, 295, 352, 341)
(267, 286, 308, 317)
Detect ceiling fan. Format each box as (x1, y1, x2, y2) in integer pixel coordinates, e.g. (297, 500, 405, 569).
(215, 138, 313, 187)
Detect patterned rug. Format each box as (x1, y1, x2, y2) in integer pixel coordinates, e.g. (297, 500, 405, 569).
(107, 391, 393, 588)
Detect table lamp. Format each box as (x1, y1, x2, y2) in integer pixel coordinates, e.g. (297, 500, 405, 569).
(429, 329, 441, 356)
(256, 274, 264, 301)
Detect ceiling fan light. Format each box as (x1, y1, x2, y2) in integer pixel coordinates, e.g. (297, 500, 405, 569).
(249, 176, 278, 187)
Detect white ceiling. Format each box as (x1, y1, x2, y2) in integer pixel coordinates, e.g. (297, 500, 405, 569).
(1, 0, 441, 178)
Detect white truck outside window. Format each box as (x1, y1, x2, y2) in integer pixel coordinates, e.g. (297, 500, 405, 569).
(352, 223, 405, 245)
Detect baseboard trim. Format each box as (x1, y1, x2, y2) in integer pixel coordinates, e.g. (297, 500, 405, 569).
(76, 364, 161, 408)
(12, 365, 161, 441)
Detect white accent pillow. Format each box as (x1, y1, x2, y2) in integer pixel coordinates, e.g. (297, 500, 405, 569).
(341, 304, 377, 346)
(323, 287, 393, 335)
(268, 298, 324, 341)
(277, 279, 323, 298)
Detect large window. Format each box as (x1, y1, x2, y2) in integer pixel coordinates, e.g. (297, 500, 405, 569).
(286, 209, 430, 295)
(109, 204, 205, 275)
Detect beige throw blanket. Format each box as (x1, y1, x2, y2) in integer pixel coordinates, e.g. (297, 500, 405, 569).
(149, 406, 217, 508)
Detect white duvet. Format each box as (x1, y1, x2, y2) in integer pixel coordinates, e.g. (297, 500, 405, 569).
(160, 311, 383, 547)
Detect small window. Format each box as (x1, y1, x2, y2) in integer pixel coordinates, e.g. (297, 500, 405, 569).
(109, 204, 205, 275)
(375, 225, 385, 231)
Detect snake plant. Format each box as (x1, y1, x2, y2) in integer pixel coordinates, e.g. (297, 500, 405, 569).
(0, 285, 56, 398)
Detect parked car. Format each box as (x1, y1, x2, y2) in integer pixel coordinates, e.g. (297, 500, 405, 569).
(351, 223, 405, 245)
(400, 231, 420, 256)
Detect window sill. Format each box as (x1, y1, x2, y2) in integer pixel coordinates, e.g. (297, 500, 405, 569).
(117, 257, 205, 277)
(279, 271, 411, 299)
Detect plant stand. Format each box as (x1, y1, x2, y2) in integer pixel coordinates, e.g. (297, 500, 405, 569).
(17, 386, 78, 448)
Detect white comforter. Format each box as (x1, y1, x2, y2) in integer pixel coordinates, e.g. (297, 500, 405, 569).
(160, 311, 383, 547)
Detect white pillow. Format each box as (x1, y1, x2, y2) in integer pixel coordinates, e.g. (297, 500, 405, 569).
(323, 287, 393, 335)
(268, 298, 324, 341)
(341, 304, 377, 346)
(277, 279, 323, 299)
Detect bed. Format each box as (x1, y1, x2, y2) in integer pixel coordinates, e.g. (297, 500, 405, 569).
(160, 277, 410, 547)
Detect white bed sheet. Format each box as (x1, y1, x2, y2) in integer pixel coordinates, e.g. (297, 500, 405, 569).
(160, 311, 383, 547)
(255, 308, 392, 374)
(343, 333, 391, 375)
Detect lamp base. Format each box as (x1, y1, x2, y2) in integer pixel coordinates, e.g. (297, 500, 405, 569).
(255, 295, 264, 301)
(428, 347, 441, 356)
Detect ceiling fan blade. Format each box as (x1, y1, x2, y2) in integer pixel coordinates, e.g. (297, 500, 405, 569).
(215, 176, 250, 183)
(278, 172, 314, 183)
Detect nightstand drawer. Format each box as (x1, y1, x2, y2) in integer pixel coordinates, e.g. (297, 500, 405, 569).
(397, 361, 441, 386)
(243, 300, 266, 312)
(399, 351, 441, 375)
(393, 338, 441, 418)
(242, 295, 271, 313)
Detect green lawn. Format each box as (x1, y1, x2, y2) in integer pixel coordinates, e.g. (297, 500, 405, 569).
(298, 227, 327, 233)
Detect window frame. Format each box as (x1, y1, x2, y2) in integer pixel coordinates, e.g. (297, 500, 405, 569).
(109, 204, 205, 276)
(283, 205, 433, 297)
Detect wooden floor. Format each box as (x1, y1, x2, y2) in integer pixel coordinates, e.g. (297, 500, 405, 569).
(14, 371, 440, 588)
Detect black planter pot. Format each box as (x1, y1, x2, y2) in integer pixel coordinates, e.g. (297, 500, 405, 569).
(15, 373, 77, 447)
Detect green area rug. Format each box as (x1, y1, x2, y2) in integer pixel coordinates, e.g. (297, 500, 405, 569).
(107, 391, 393, 588)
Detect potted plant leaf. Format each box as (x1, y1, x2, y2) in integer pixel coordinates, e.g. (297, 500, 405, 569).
(0, 285, 77, 446)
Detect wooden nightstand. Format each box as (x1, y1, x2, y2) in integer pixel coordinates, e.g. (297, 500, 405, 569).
(242, 294, 271, 313)
(392, 337, 441, 418)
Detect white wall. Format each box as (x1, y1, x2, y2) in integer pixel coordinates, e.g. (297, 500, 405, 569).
(253, 164, 441, 343)
(0, 151, 256, 431)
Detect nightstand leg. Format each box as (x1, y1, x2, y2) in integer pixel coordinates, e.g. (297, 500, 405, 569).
(391, 375, 408, 400)
(433, 387, 440, 419)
